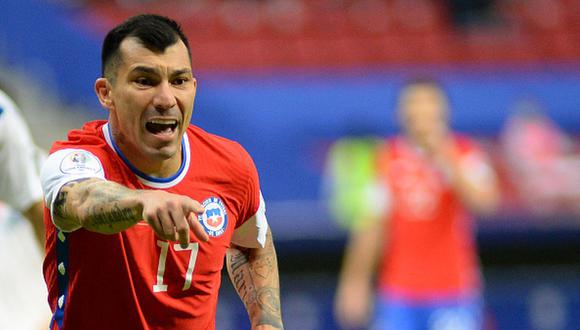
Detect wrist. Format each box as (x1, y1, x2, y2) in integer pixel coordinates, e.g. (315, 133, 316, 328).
(253, 326, 283, 330)
(253, 322, 284, 330)
(433, 152, 461, 184)
(131, 189, 150, 215)
(250, 307, 284, 330)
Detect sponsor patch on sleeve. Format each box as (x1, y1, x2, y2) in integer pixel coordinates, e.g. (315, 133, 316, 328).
(59, 150, 103, 175)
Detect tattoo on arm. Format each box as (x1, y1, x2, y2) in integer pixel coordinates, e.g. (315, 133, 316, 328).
(53, 189, 68, 217)
(53, 180, 85, 232)
(53, 179, 142, 234)
(84, 202, 140, 232)
(227, 231, 283, 329)
(257, 287, 282, 320)
(229, 251, 257, 307)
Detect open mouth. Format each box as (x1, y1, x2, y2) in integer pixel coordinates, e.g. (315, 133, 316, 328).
(145, 119, 178, 135)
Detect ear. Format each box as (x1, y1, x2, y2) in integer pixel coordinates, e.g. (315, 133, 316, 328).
(191, 77, 198, 109)
(95, 78, 113, 110)
(191, 77, 198, 98)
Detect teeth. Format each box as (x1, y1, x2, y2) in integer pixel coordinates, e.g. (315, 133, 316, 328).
(149, 119, 177, 125)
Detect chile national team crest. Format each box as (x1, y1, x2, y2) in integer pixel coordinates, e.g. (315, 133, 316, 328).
(198, 197, 228, 237)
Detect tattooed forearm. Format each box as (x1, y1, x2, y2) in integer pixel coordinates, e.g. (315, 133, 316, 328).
(256, 287, 282, 327)
(227, 230, 283, 329)
(53, 179, 87, 232)
(54, 178, 87, 219)
(53, 190, 69, 219)
(53, 178, 143, 234)
(230, 251, 257, 307)
(83, 202, 141, 233)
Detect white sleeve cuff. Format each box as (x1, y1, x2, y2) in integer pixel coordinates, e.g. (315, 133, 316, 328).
(231, 192, 269, 248)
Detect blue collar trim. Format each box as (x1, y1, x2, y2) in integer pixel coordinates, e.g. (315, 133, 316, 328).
(106, 124, 187, 183)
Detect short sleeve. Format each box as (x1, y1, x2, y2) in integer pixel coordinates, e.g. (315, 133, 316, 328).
(0, 91, 45, 212)
(40, 148, 106, 229)
(231, 149, 268, 248)
(242, 155, 261, 225)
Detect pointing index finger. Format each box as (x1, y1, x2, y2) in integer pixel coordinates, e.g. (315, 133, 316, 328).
(188, 212, 209, 242)
(191, 200, 205, 214)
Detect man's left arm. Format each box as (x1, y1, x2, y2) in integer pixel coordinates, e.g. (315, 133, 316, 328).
(226, 228, 283, 330)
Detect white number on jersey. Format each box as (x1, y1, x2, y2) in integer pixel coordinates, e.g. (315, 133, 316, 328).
(153, 240, 200, 293)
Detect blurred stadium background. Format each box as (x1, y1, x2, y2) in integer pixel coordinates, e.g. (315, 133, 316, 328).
(1, 0, 580, 329)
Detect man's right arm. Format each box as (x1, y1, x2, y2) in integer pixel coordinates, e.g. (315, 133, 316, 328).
(51, 178, 209, 246)
(334, 217, 383, 329)
(52, 178, 142, 234)
(333, 143, 391, 329)
(42, 149, 208, 245)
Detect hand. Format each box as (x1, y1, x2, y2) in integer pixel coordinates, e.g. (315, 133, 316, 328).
(417, 131, 458, 177)
(421, 130, 453, 158)
(334, 280, 372, 329)
(138, 190, 209, 247)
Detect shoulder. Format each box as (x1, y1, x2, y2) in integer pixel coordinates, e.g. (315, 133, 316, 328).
(187, 125, 248, 152)
(50, 120, 109, 154)
(0, 90, 40, 153)
(48, 120, 114, 174)
(0, 89, 18, 116)
(41, 123, 108, 197)
(187, 125, 255, 170)
(0, 90, 24, 130)
(452, 134, 482, 154)
(377, 136, 402, 158)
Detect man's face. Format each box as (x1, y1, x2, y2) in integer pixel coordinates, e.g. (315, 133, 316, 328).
(398, 84, 449, 146)
(101, 37, 196, 170)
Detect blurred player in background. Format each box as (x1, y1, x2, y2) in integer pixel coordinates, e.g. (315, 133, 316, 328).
(333, 78, 499, 330)
(41, 14, 283, 329)
(0, 88, 45, 246)
(0, 88, 51, 329)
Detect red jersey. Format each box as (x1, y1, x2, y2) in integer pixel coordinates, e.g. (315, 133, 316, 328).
(41, 121, 263, 329)
(376, 136, 484, 301)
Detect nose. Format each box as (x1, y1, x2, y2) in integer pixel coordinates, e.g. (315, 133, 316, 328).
(152, 81, 176, 111)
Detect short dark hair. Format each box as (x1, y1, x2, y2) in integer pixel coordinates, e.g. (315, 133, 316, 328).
(401, 76, 443, 90)
(397, 76, 450, 122)
(101, 14, 191, 79)
(398, 76, 448, 103)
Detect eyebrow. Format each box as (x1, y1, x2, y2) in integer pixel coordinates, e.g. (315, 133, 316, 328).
(130, 66, 158, 75)
(172, 68, 192, 76)
(129, 66, 192, 77)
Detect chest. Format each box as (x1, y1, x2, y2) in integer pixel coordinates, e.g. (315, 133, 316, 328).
(85, 163, 246, 292)
(385, 150, 454, 220)
(388, 154, 447, 194)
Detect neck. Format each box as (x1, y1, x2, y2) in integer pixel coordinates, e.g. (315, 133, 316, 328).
(132, 152, 182, 178)
(107, 124, 183, 179)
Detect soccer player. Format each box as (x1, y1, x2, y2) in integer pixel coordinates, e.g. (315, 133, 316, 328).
(0, 88, 46, 247)
(40, 15, 283, 330)
(0, 88, 51, 329)
(334, 78, 499, 329)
